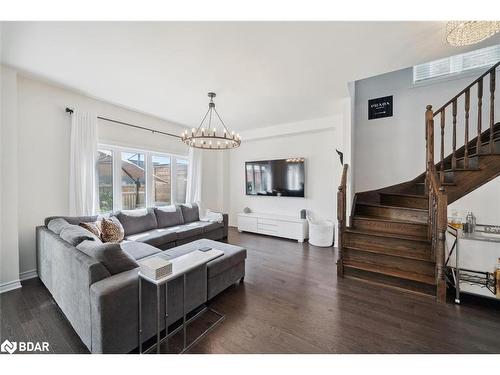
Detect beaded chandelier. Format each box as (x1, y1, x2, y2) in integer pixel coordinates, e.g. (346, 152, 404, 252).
(181, 92, 241, 150)
(447, 21, 500, 46)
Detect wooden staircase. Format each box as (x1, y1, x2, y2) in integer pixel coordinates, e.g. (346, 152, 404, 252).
(337, 61, 500, 302)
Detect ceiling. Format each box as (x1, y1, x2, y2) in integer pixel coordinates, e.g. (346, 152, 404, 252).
(2, 21, 499, 130)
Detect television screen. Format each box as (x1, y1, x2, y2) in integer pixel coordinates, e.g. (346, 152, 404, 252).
(245, 158, 305, 197)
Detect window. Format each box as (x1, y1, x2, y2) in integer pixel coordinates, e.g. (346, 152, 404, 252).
(174, 158, 188, 204)
(413, 44, 500, 84)
(97, 149, 113, 213)
(96, 145, 189, 212)
(121, 152, 146, 210)
(152, 155, 171, 206)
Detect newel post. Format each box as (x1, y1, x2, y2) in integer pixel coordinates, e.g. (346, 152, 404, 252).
(435, 187, 448, 303)
(425, 105, 434, 171)
(337, 164, 348, 277)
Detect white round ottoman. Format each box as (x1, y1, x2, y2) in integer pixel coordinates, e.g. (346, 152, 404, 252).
(308, 218, 334, 247)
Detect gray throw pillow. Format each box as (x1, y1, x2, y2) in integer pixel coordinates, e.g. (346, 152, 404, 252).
(93, 243, 139, 275)
(60, 224, 100, 246)
(47, 218, 71, 234)
(180, 203, 200, 223)
(154, 206, 184, 228)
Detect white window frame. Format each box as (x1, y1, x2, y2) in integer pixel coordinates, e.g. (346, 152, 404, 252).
(413, 44, 500, 86)
(98, 143, 189, 212)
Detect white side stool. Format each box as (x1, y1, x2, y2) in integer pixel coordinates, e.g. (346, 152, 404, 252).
(307, 217, 334, 247)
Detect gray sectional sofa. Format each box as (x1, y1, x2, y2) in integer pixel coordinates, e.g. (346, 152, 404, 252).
(36, 204, 246, 353)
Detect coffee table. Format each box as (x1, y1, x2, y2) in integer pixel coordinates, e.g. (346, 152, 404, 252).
(138, 248, 224, 354)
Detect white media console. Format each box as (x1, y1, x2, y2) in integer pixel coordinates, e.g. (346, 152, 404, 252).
(237, 212, 308, 242)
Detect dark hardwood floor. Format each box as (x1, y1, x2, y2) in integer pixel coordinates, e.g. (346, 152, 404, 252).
(2, 227, 500, 354)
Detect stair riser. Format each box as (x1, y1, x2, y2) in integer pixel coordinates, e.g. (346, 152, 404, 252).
(343, 249, 435, 277)
(353, 217, 428, 239)
(343, 267, 436, 296)
(445, 156, 479, 170)
(355, 204, 428, 223)
(379, 194, 428, 209)
(470, 139, 500, 155)
(344, 232, 431, 260)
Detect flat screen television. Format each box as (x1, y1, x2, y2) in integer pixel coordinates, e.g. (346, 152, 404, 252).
(245, 158, 305, 197)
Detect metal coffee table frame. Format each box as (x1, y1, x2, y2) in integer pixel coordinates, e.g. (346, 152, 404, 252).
(138, 250, 225, 354)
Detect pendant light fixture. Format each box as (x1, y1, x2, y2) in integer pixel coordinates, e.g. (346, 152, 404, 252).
(181, 92, 241, 150)
(446, 21, 500, 46)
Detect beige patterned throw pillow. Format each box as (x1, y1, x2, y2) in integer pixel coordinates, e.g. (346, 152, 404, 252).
(79, 221, 102, 239)
(101, 217, 125, 243)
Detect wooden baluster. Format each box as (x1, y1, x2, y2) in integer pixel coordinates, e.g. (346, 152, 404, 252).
(464, 89, 470, 168)
(452, 99, 457, 169)
(477, 78, 483, 155)
(440, 110, 445, 182)
(490, 70, 496, 153)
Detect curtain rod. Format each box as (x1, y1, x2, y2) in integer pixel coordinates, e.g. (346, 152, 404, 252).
(65, 107, 181, 139)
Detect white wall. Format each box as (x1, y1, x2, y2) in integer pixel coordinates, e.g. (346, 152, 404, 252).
(227, 116, 344, 236)
(0, 66, 21, 292)
(14, 72, 188, 277)
(353, 67, 500, 225)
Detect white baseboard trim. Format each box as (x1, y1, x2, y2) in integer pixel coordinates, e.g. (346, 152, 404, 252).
(20, 269, 38, 281)
(0, 279, 22, 294)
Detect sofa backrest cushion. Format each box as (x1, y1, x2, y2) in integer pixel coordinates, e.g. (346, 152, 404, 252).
(60, 224, 102, 246)
(180, 203, 200, 223)
(115, 208, 158, 236)
(154, 205, 185, 228)
(47, 218, 71, 235)
(44, 215, 98, 227)
(77, 241, 138, 275)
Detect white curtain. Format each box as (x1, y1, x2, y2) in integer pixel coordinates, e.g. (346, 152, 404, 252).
(186, 147, 202, 204)
(69, 109, 98, 216)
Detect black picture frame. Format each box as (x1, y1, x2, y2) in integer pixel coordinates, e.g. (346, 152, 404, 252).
(368, 95, 393, 120)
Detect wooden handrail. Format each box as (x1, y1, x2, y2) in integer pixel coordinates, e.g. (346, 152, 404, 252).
(433, 60, 500, 116)
(337, 163, 349, 277)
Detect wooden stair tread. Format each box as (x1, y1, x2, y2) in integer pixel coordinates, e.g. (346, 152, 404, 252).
(343, 260, 436, 285)
(379, 192, 426, 199)
(415, 181, 456, 186)
(345, 228, 431, 243)
(344, 245, 434, 262)
(353, 215, 427, 226)
(356, 201, 427, 212)
(343, 271, 436, 298)
(443, 168, 481, 172)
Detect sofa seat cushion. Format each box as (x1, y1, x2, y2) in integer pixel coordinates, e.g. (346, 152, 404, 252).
(125, 228, 177, 247)
(121, 241, 162, 260)
(115, 208, 158, 236)
(192, 221, 224, 233)
(172, 223, 204, 239)
(154, 206, 184, 228)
